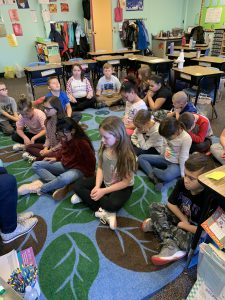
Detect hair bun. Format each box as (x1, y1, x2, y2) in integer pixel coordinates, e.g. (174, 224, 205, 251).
(19, 93, 26, 100)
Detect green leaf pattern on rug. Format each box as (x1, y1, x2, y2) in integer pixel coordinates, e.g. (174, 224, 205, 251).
(39, 232, 99, 300)
(81, 113, 93, 122)
(17, 193, 39, 213)
(124, 176, 162, 220)
(6, 160, 34, 183)
(86, 129, 100, 141)
(95, 116, 105, 125)
(0, 134, 14, 147)
(52, 201, 95, 233)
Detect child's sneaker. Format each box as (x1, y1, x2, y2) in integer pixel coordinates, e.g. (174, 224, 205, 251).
(95, 207, 117, 230)
(151, 239, 186, 265)
(13, 144, 25, 152)
(17, 211, 34, 222)
(22, 152, 36, 163)
(18, 180, 43, 196)
(1, 217, 38, 244)
(71, 193, 82, 204)
(53, 186, 69, 201)
(141, 218, 153, 232)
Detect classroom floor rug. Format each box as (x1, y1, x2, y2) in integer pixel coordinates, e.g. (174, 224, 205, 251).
(0, 107, 186, 300)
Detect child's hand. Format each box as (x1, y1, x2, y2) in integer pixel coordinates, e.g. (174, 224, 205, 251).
(147, 90, 154, 98)
(174, 108, 182, 114)
(177, 220, 190, 230)
(68, 95, 77, 103)
(87, 93, 92, 99)
(40, 149, 51, 156)
(90, 188, 105, 201)
(43, 157, 56, 162)
(30, 136, 36, 144)
(221, 151, 225, 159)
(23, 136, 32, 145)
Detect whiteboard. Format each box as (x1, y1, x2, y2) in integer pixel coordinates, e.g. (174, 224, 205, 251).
(205, 7, 222, 23)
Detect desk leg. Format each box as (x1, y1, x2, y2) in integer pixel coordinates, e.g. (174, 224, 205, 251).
(185, 194, 213, 269)
(194, 77, 203, 106)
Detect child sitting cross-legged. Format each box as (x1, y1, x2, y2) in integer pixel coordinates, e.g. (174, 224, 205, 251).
(12, 95, 46, 152)
(121, 76, 147, 136)
(131, 109, 163, 156)
(179, 112, 213, 153)
(167, 91, 197, 119)
(141, 153, 217, 266)
(71, 116, 137, 230)
(18, 117, 96, 200)
(96, 63, 122, 107)
(138, 117, 192, 191)
(0, 81, 19, 135)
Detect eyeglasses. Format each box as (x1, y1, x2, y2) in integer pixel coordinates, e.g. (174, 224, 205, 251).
(0, 88, 8, 91)
(43, 106, 55, 111)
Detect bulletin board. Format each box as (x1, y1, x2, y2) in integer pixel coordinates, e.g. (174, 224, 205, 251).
(200, 0, 225, 29)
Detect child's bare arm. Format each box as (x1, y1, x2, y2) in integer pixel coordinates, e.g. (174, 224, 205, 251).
(167, 202, 188, 222)
(0, 110, 19, 122)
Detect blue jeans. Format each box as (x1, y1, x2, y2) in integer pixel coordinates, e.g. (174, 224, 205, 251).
(32, 161, 83, 193)
(138, 154, 180, 182)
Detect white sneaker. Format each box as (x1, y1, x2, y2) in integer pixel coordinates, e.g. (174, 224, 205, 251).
(95, 208, 117, 230)
(13, 144, 25, 152)
(17, 211, 34, 222)
(71, 193, 82, 204)
(18, 180, 43, 196)
(1, 217, 38, 244)
(22, 152, 36, 163)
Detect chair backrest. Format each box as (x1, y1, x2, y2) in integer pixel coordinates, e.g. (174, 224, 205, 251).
(204, 48, 210, 56)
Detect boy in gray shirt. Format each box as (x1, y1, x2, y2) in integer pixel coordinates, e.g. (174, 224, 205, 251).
(0, 82, 18, 135)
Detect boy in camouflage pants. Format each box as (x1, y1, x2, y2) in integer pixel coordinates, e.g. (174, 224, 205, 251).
(142, 153, 217, 265)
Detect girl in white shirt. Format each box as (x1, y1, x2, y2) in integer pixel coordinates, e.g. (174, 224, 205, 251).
(66, 63, 96, 111)
(121, 76, 147, 136)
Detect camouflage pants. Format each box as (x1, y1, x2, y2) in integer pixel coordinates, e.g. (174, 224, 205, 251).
(149, 203, 193, 251)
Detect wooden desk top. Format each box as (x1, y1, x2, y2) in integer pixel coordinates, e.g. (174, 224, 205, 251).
(88, 49, 140, 56)
(198, 165, 225, 197)
(175, 45, 208, 51)
(24, 63, 62, 72)
(173, 65, 224, 76)
(95, 55, 127, 61)
(192, 56, 225, 64)
(62, 59, 96, 66)
(168, 51, 198, 59)
(128, 55, 172, 64)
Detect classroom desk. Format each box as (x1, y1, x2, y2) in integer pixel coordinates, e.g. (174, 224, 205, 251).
(24, 63, 64, 99)
(62, 59, 97, 80)
(186, 165, 225, 267)
(174, 44, 208, 53)
(172, 65, 224, 109)
(128, 55, 173, 74)
(87, 49, 140, 57)
(191, 56, 225, 71)
(167, 51, 201, 66)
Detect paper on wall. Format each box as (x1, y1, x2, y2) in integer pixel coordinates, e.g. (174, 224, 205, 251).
(9, 9, 19, 22)
(42, 9, 50, 22)
(0, 22, 7, 37)
(205, 7, 222, 23)
(6, 33, 18, 46)
(30, 10, 37, 22)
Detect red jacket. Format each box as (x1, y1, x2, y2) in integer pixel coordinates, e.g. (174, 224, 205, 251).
(189, 114, 210, 143)
(56, 138, 96, 177)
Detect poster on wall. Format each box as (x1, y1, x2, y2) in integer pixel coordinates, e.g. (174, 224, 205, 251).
(12, 23, 23, 36)
(126, 0, 143, 11)
(30, 10, 37, 22)
(0, 22, 7, 37)
(9, 9, 19, 22)
(16, 0, 30, 9)
(60, 3, 69, 12)
(6, 33, 18, 46)
(4, 0, 16, 4)
(48, 3, 57, 13)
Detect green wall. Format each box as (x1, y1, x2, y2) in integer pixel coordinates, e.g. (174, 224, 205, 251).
(0, 0, 201, 73)
(0, 1, 45, 73)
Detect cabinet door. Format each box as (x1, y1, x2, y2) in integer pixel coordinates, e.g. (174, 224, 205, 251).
(91, 0, 113, 51)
